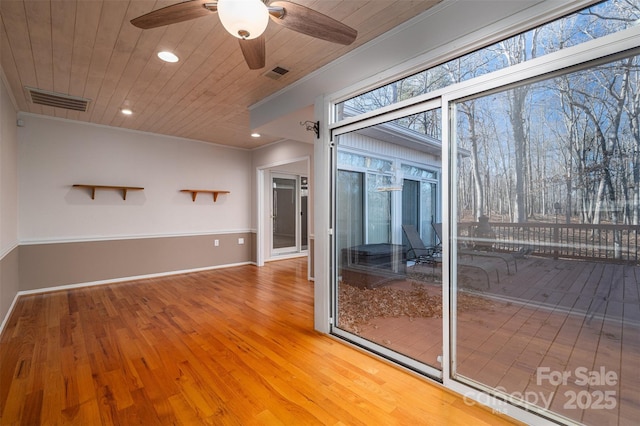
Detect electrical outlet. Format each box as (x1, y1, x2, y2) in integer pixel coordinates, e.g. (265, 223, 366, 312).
(214, 239, 219, 247)
(238, 238, 245, 245)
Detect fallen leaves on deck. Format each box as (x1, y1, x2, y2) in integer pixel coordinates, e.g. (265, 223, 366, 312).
(337, 280, 493, 334)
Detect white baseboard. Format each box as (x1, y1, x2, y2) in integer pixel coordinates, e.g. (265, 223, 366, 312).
(0, 292, 21, 336)
(17, 261, 254, 296)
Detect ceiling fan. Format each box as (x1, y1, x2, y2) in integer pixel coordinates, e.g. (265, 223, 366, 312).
(131, 0, 358, 70)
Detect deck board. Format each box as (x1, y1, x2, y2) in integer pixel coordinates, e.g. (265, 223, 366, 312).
(347, 255, 639, 425)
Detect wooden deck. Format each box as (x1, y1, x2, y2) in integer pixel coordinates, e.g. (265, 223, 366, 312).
(344, 256, 640, 426)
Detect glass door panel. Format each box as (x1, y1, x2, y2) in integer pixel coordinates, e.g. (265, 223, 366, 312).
(272, 176, 297, 254)
(452, 53, 639, 425)
(333, 109, 443, 376)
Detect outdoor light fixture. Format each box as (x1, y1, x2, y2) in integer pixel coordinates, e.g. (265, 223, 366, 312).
(251, 132, 261, 138)
(218, 0, 269, 40)
(121, 108, 133, 115)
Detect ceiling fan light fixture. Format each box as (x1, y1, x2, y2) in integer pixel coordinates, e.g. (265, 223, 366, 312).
(218, 0, 269, 40)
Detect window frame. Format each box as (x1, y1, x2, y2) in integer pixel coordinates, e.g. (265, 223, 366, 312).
(324, 6, 640, 425)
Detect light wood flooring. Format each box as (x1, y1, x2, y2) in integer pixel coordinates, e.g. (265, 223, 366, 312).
(0, 258, 519, 425)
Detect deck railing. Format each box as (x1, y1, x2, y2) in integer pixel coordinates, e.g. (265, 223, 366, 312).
(458, 221, 640, 264)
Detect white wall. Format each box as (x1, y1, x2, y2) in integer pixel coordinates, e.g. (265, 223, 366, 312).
(18, 114, 252, 243)
(251, 140, 313, 178)
(1, 77, 18, 254)
(0, 74, 19, 326)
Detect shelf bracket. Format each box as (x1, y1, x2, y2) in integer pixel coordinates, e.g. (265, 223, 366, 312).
(180, 189, 230, 203)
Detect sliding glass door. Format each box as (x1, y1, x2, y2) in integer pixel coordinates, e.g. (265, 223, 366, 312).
(332, 111, 443, 377)
(450, 49, 640, 426)
(328, 1, 639, 422)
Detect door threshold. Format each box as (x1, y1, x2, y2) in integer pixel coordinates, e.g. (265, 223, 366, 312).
(267, 252, 308, 262)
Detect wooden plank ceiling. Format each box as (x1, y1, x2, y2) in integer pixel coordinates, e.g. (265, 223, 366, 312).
(0, 0, 440, 149)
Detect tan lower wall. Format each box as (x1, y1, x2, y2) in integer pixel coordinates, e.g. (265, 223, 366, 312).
(0, 247, 19, 324)
(250, 232, 257, 264)
(19, 232, 254, 291)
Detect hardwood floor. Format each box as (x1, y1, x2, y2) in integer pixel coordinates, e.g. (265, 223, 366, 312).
(0, 258, 518, 425)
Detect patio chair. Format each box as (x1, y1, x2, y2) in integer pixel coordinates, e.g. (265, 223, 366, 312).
(402, 224, 439, 265)
(403, 224, 494, 288)
(433, 222, 517, 275)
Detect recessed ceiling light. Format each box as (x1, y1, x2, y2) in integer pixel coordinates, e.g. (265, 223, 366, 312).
(157, 51, 179, 63)
(251, 132, 261, 138)
(121, 108, 133, 115)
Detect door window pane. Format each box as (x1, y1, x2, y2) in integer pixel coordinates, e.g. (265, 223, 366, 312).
(402, 179, 420, 244)
(333, 112, 443, 374)
(272, 177, 296, 250)
(402, 179, 437, 246)
(420, 181, 436, 245)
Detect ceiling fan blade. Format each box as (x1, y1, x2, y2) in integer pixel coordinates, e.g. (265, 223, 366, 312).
(239, 36, 266, 70)
(268, 1, 357, 45)
(131, 0, 214, 29)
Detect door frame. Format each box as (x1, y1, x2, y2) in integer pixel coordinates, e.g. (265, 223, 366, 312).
(320, 9, 639, 424)
(256, 156, 310, 266)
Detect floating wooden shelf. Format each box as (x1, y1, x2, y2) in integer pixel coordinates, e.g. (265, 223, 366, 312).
(180, 189, 230, 202)
(73, 184, 144, 200)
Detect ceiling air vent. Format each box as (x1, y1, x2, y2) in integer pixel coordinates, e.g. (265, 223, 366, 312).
(25, 87, 90, 112)
(263, 66, 289, 80)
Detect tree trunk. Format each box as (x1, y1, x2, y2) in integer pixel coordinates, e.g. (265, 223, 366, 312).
(510, 87, 528, 223)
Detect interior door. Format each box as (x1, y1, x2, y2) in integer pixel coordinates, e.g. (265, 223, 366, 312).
(301, 177, 309, 251)
(272, 175, 298, 255)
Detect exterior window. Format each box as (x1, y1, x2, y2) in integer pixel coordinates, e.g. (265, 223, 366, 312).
(337, 0, 640, 120)
(402, 164, 437, 180)
(336, 151, 398, 248)
(366, 174, 392, 243)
